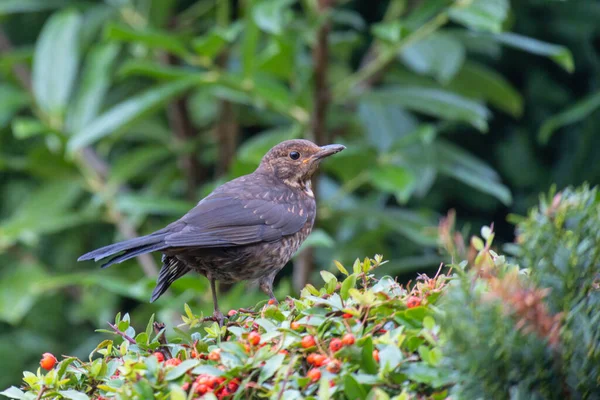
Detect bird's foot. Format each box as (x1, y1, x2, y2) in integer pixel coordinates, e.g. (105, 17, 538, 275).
(213, 310, 224, 327)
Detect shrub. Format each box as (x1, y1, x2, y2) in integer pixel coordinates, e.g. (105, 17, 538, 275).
(2, 185, 599, 399)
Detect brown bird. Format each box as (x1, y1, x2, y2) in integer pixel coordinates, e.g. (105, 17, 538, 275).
(78, 139, 345, 324)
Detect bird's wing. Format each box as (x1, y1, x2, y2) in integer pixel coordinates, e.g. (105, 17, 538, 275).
(163, 192, 308, 248)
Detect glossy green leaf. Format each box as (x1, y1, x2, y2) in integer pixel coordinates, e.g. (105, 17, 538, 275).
(371, 21, 407, 43)
(104, 23, 189, 57)
(358, 100, 418, 153)
(252, 0, 294, 35)
(344, 374, 368, 400)
(538, 90, 600, 144)
(365, 86, 491, 132)
(361, 337, 378, 374)
(68, 77, 201, 151)
(116, 194, 194, 216)
(192, 23, 243, 59)
(340, 274, 357, 301)
(449, 0, 509, 33)
(164, 360, 199, 380)
(494, 32, 574, 73)
(436, 140, 512, 205)
(369, 165, 416, 204)
(0, 0, 69, 15)
(66, 43, 120, 133)
(449, 61, 523, 117)
(32, 9, 82, 118)
(0, 386, 25, 399)
(58, 390, 89, 400)
(400, 32, 466, 83)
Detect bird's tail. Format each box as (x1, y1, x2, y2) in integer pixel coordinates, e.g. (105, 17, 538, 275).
(77, 231, 168, 269)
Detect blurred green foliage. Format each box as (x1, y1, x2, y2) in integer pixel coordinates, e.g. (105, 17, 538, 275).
(0, 0, 598, 389)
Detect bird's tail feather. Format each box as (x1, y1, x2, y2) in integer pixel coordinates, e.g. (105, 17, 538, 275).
(151, 255, 190, 302)
(78, 232, 167, 267)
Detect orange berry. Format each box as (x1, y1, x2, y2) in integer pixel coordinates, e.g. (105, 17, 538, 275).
(406, 296, 421, 308)
(268, 299, 276, 305)
(301, 335, 316, 348)
(291, 321, 301, 330)
(326, 359, 341, 373)
(307, 353, 317, 365)
(372, 349, 380, 362)
(40, 353, 57, 371)
(279, 349, 289, 355)
(329, 338, 343, 352)
(153, 352, 165, 362)
(342, 333, 355, 346)
(342, 313, 353, 319)
(314, 354, 328, 367)
(307, 368, 321, 382)
(248, 331, 261, 346)
(191, 350, 199, 358)
(165, 358, 182, 367)
(208, 349, 221, 361)
(227, 309, 237, 317)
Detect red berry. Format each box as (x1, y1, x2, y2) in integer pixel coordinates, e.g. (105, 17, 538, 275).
(313, 354, 328, 367)
(342, 333, 355, 346)
(165, 358, 182, 367)
(40, 353, 57, 370)
(291, 321, 301, 330)
(326, 359, 341, 374)
(228, 309, 237, 317)
(279, 349, 289, 355)
(208, 349, 221, 361)
(301, 335, 316, 348)
(329, 338, 343, 352)
(196, 384, 209, 394)
(342, 313, 353, 319)
(329, 380, 335, 388)
(307, 368, 321, 382)
(268, 298, 276, 305)
(227, 378, 240, 392)
(248, 331, 261, 346)
(153, 352, 165, 362)
(406, 296, 421, 308)
(190, 350, 199, 358)
(373, 349, 380, 362)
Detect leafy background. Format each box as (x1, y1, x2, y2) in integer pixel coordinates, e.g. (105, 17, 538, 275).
(0, 0, 598, 388)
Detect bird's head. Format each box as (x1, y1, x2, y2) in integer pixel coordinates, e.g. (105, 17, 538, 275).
(258, 139, 345, 191)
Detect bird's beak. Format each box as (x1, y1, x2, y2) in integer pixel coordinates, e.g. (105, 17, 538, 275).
(314, 144, 346, 159)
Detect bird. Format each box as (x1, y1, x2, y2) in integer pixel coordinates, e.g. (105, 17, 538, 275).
(78, 139, 345, 325)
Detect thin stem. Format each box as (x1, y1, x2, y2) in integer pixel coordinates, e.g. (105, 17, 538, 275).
(107, 322, 137, 345)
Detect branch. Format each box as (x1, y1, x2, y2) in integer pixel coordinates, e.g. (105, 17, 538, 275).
(107, 322, 137, 345)
(0, 27, 158, 277)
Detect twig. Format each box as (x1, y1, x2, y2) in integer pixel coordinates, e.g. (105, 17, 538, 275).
(107, 322, 137, 345)
(153, 321, 173, 359)
(0, 27, 159, 276)
(276, 355, 298, 400)
(35, 386, 47, 400)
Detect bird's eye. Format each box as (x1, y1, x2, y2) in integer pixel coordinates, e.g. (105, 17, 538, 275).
(289, 151, 300, 160)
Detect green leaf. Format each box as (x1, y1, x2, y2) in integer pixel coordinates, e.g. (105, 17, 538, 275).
(369, 165, 416, 204)
(361, 337, 378, 374)
(367, 388, 390, 400)
(258, 353, 285, 383)
(104, 23, 189, 57)
(58, 390, 89, 400)
(116, 194, 194, 216)
(436, 140, 512, 205)
(0, 386, 25, 399)
(494, 32, 574, 73)
(168, 385, 187, 400)
(334, 260, 349, 276)
(0, 84, 29, 128)
(365, 86, 491, 132)
(32, 8, 82, 119)
(192, 23, 243, 59)
(252, 0, 294, 35)
(400, 32, 465, 84)
(538, 90, 600, 144)
(449, 0, 509, 33)
(320, 271, 337, 284)
(109, 146, 171, 184)
(297, 229, 335, 253)
(66, 43, 120, 133)
(191, 365, 225, 376)
(11, 117, 46, 139)
(68, 77, 201, 151)
(344, 374, 368, 400)
(357, 100, 418, 153)
(0, 0, 69, 15)
(449, 61, 523, 117)
(165, 360, 200, 380)
(341, 274, 357, 301)
(371, 21, 407, 43)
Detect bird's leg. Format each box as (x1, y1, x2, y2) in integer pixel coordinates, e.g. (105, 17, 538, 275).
(209, 277, 224, 326)
(259, 274, 278, 304)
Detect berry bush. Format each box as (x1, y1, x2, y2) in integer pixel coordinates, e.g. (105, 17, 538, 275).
(2, 185, 599, 400)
